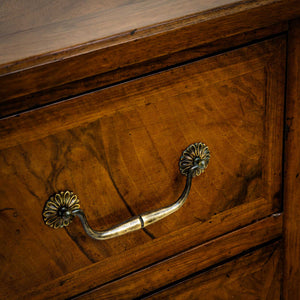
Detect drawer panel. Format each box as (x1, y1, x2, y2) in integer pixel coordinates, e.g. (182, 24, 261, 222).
(145, 241, 282, 300)
(67, 215, 282, 299)
(0, 36, 285, 299)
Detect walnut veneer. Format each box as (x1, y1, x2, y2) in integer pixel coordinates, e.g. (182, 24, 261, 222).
(0, 1, 299, 299)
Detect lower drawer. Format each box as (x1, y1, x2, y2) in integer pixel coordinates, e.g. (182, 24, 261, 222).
(72, 215, 282, 299)
(145, 241, 282, 300)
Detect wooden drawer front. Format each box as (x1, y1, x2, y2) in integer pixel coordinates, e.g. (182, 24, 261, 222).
(145, 241, 282, 300)
(0, 36, 285, 299)
(69, 215, 282, 299)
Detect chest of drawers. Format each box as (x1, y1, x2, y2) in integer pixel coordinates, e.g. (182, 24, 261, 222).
(0, 1, 300, 299)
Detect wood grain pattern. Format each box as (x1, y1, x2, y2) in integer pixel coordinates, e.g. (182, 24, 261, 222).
(0, 22, 287, 118)
(72, 215, 283, 300)
(283, 18, 300, 300)
(0, 0, 299, 104)
(0, 37, 285, 299)
(0, 0, 238, 65)
(24, 198, 274, 300)
(146, 241, 282, 300)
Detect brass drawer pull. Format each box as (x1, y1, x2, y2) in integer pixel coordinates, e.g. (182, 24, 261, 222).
(42, 142, 210, 240)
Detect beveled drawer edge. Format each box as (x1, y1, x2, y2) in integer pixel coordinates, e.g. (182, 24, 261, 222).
(0, 23, 288, 118)
(0, 36, 283, 151)
(144, 240, 282, 299)
(71, 214, 283, 300)
(23, 197, 276, 300)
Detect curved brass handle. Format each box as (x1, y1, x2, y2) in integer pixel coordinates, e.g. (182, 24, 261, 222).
(42, 142, 210, 240)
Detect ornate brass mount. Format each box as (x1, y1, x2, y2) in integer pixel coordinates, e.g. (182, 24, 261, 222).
(42, 142, 210, 240)
(43, 191, 80, 229)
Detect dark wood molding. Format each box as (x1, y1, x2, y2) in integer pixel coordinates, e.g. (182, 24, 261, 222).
(0, 0, 299, 104)
(146, 241, 282, 300)
(69, 215, 282, 300)
(283, 18, 300, 300)
(0, 22, 287, 118)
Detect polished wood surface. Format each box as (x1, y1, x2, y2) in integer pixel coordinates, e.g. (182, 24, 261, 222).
(146, 241, 282, 300)
(0, 0, 238, 65)
(1, 0, 299, 108)
(283, 18, 300, 300)
(1, 1, 300, 298)
(0, 37, 285, 299)
(0, 0, 298, 69)
(0, 22, 287, 118)
(73, 215, 282, 300)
